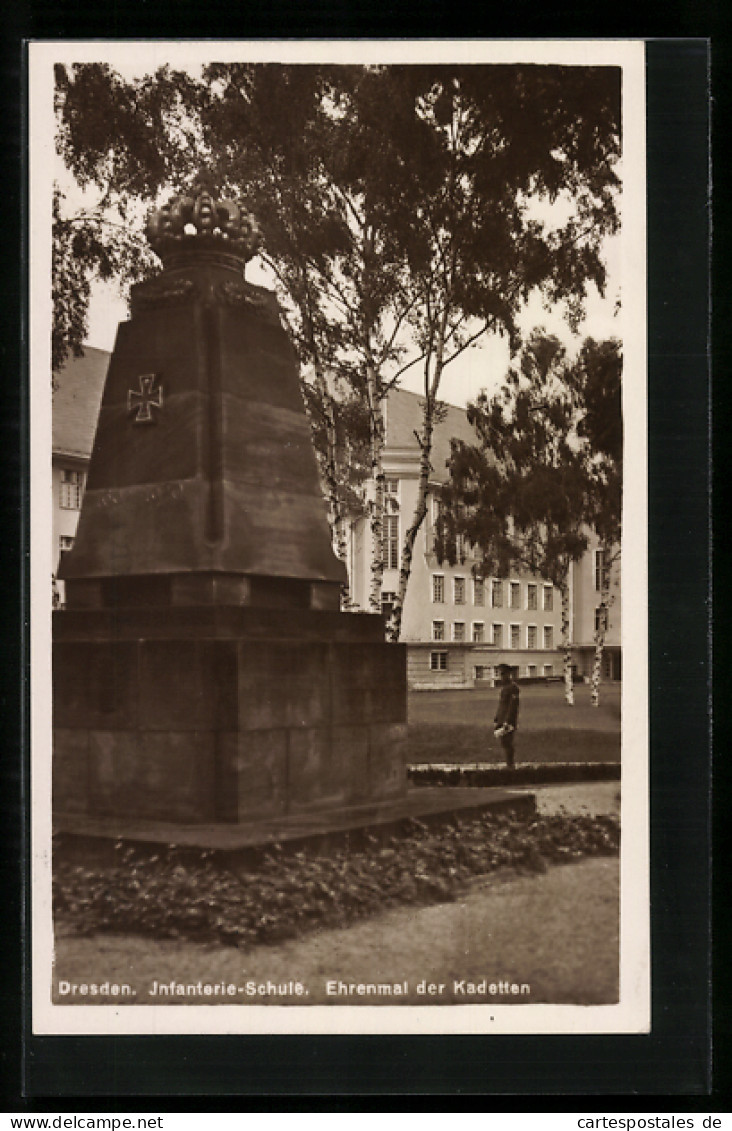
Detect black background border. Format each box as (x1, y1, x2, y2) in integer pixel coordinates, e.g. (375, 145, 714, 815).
(1, 28, 718, 1104)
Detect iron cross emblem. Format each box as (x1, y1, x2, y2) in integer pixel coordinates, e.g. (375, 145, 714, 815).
(128, 374, 163, 423)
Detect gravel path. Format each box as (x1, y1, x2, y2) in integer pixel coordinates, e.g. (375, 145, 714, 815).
(533, 780, 620, 816)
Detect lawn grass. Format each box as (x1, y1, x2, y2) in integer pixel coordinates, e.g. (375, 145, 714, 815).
(407, 681, 621, 765)
(409, 681, 621, 730)
(408, 725, 620, 765)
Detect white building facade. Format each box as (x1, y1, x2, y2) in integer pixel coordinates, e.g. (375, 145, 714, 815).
(347, 389, 620, 689)
(51, 347, 108, 605)
(570, 536, 622, 682)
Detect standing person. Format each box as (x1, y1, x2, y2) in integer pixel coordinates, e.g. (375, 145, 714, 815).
(494, 663, 520, 768)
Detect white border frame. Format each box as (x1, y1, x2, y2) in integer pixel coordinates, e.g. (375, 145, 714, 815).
(30, 37, 649, 1037)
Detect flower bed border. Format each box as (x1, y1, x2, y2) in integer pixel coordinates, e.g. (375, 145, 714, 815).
(408, 762, 621, 787)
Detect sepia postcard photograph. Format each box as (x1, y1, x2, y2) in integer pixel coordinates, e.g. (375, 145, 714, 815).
(28, 38, 650, 1039)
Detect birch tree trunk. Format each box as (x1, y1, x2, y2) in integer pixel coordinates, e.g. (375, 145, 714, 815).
(310, 369, 352, 609)
(389, 397, 437, 643)
(590, 547, 616, 707)
(560, 578, 574, 706)
(388, 270, 451, 640)
(365, 363, 386, 614)
(590, 618, 605, 707)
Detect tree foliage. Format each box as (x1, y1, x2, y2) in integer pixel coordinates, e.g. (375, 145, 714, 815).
(52, 186, 154, 373)
(566, 336, 623, 704)
(437, 330, 623, 703)
(52, 62, 621, 622)
(568, 336, 622, 548)
(302, 378, 372, 520)
(52, 62, 204, 371)
(53, 60, 621, 353)
(438, 331, 590, 583)
(437, 330, 605, 704)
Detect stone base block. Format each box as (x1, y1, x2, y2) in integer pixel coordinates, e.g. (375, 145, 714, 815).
(53, 610, 407, 824)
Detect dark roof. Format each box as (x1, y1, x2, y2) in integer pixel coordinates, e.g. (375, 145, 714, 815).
(53, 346, 109, 459)
(385, 387, 480, 482)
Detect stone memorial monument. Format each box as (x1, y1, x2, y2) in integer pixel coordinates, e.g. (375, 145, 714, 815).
(54, 176, 407, 825)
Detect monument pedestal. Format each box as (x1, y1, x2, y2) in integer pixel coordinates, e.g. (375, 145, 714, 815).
(54, 605, 406, 824)
(53, 178, 408, 829)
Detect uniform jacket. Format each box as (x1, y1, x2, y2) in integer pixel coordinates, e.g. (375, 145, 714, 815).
(495, 680, 520, 729)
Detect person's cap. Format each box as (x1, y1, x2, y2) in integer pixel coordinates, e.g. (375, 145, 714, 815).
(496, 663, 511, 674)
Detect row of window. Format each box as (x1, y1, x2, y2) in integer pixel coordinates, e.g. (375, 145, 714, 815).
(432, 574, 554, 611)
(432, 621, 555, 648)
(431, 613, 608, 644)
(381, 477, 609, 603)
(59, 469, 85, 510)
(430, 652, 555, 677)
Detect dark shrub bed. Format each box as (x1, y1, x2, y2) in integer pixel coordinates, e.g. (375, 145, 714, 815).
(408, 763, 621, 787)
(54, 810, 619, 951)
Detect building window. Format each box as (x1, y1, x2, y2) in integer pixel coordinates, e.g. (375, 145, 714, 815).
(510, 623, 520, 649)
(454, 577, 466, 604)
(453, 621, 465, 642)
(383, 513, 399, 570)
(432, 574, 445, 603)
(527, 583, 538, 610)
(510, 581, 521, 609)
(543, 584, 554, 611)
(473, 577, 485, 606)
(527, 664, 537, 677)
(432, 620, 445, 641)
(594, 549, 608, 591)
(455, 533, 467, 562)
(474, 665, 487, 681)
(472, 621, 485, 643)
(424, 495, 437, 554)
(430, 651, 448, 672)
(59, 469, 85, 510)
(381, 591, 397, 621)
(527, 624, 537, 649)
(491, 580, 503, 608)
(543, 625, 554, 650)
(594, 606, 609, 633)
(381, 478, 400, 570)
(492, 623, 503, 648)
(58, 535, 74, 555)
(544, 663, 554, 677)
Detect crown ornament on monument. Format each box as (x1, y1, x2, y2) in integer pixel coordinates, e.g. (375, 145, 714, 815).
(145, 172, 262, 265)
